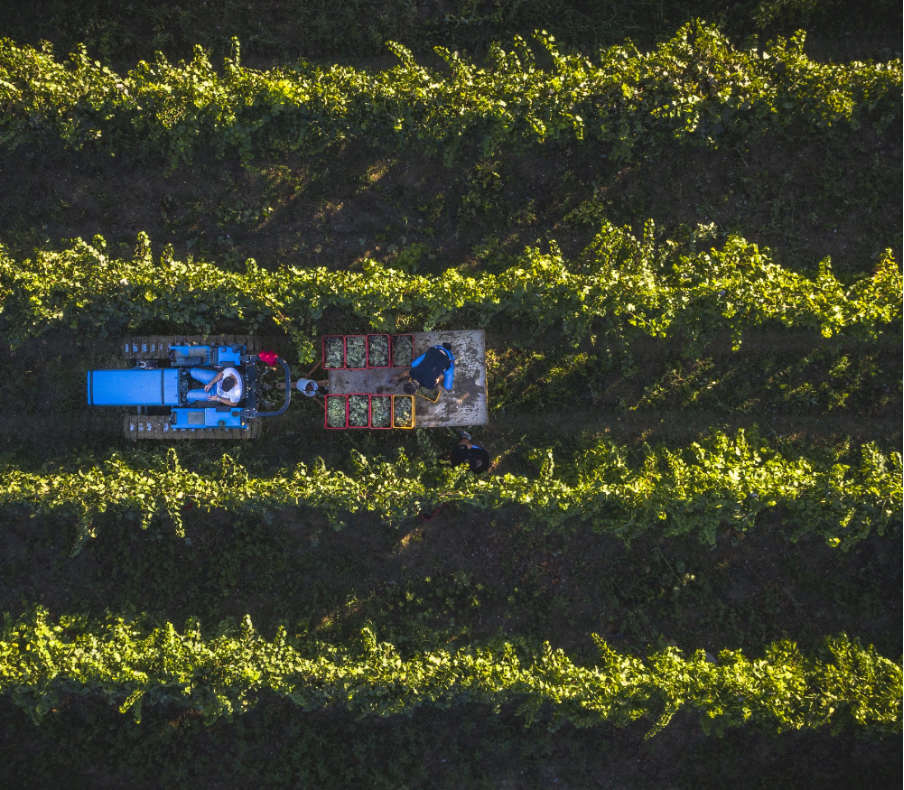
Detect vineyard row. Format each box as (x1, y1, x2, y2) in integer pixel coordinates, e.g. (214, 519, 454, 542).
(3, 608, 900, 735)
(1, 431, 899, 554)
(0, 23, 900, 163)
(0, 224, 899, 363)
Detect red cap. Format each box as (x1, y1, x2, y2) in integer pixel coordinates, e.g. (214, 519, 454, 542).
(258, 351, 279, 366)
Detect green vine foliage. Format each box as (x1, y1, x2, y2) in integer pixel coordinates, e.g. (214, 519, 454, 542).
(0, 23, 900, 163)
(0, 431, 899, 555)
(0, 226, 899, 364)
(2, 608, 900, 735)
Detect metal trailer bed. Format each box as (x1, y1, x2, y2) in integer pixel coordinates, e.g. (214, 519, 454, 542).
(326, 330, 487, 427)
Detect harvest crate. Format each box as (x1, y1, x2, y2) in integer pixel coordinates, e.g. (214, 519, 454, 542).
(324, 394, 348, 429)
(391, 334, 414, 368)
(344, 335, 368, 370)
(322, 335, 345, 369)
(366, 333, 391, 368)
(416, 385, 441, 403)
(347, 393, 371, 428)
(370, 394, 393, 429)
(392, 394, 415, 429)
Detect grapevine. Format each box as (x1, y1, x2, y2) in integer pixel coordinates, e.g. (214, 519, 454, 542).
(0, 431, 898, 554)
(0, 24, 900, 164)
(2, 608, 899, 735)
(0, 226, 899, 365)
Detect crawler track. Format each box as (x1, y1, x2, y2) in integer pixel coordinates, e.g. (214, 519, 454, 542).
(124, 415, 262, 440)
(122, 335, 263, 360)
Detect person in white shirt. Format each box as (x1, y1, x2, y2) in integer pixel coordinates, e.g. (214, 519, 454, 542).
(186, 367, 244, 405)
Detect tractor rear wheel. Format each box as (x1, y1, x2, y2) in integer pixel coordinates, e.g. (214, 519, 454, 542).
(122, 335, 263, 360)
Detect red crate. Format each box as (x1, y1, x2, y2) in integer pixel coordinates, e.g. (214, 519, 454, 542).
(324, 394, 348, 429)
(390, 334, 415, 368)
(322, 335, 346, 369)
(346, 393, 371, 429)
(344, 335, 368, 370)
(369, 394, 393, 429)
(366, 333, 391, 368)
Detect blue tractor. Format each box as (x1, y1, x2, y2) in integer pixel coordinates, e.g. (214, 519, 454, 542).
(87, 335, 290, 440)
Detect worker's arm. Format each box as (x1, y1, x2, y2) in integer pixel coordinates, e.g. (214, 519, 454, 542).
(203, 371, 224, 392)
(442, 349, 455, 390)
(393, 353, 427, 384)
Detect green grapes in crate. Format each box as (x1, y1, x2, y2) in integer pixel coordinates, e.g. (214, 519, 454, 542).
(371, 397, 391, 428)
(326, 397, 347, 427)
(392, 336, 413, 367)
(368, 335, 389, 367)
(324, 337, 344, 369)
(348, 395, 369, 427)
(393, 396, 413, 428)
(345, 336, 367, 368)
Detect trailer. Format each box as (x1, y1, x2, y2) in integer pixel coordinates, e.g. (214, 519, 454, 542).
(322, 330, 488, 429)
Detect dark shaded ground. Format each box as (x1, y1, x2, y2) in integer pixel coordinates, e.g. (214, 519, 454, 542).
(0, 329, 899, 466)
(0, 696, 900, 790)
(2, 498, 900, 660)
(0, 0, 899, 64)
(2, 125, 899, 279)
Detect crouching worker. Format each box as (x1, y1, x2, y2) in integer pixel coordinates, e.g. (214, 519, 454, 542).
(393, 342, 455, 395)
(450, 429, 491, 475)
(187, 367, 243, 405)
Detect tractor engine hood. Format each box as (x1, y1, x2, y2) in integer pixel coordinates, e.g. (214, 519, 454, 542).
(87, 369, 181, 407)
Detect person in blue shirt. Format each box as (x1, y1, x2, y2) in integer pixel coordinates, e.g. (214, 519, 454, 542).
(393, 342, 455, 394)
